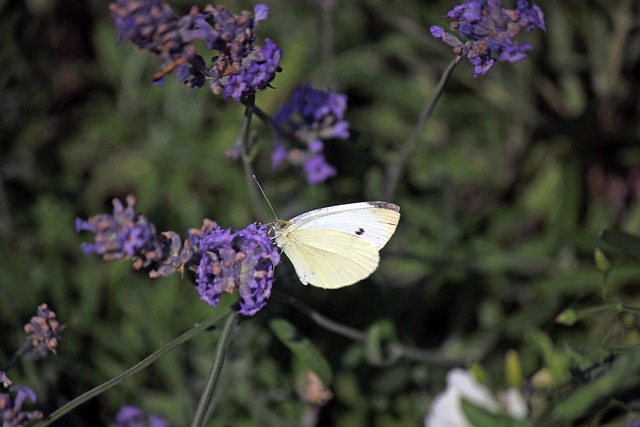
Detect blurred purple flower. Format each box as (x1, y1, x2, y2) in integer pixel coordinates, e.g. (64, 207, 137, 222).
(75, 196, 193, 276)
(110, 0, 282, 100)
(304, 155, 337, 185)
(193, 223, 280, 316)
(112, 405, 170, 427)
(430, 0, 545, 77)
(24, 303, 65, 358)
(273, 84, 349, 185)
(0, 386, 43, 426)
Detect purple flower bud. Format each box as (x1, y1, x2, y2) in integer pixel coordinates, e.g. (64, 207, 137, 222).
(112, 405, 170, 427)
(254, 4, 269, 23)
(24, 303, 65, 358)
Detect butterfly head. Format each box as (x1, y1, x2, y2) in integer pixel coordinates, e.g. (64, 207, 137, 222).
(268, 219, 291, 246)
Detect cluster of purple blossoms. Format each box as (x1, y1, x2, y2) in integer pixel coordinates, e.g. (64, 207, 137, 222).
(77, 198, 280, 316)
(75, 196, 193, 277)
(24, 304, 65, 358)
(110, 0, 282, 101)
(430, 0, 545, 77)
(112, 405, 170, 427)
(273, 84, 350, 185)
(192, 223, 280, 316)
(0, 386, 43, 426)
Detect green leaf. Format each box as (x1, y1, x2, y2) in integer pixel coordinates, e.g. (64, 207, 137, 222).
(601, 230, 640, 259)
(549, 347, 640, 422)
(364, 319, 399, 366)
(461, 399, 533, 427)
(269, 318, 333, 387)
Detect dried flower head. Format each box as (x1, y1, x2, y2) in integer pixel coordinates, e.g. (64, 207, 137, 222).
(0, 386, 43, 426)
(193, 223, 280, 316)
(0, 372, 11, 389)
(24, 304, 65, 358)
(273, 84, 350, 185)
(298, 371, 332, 407)
(430, 0, 545, 77)
(112, 405, 170, 427)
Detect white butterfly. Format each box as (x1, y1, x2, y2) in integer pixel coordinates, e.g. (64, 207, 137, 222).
(272, 201, 401, 289)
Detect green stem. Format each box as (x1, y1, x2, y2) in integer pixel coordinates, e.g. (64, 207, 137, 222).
(1, 341, 32, 372)
(191, 311, 237, 427)
(384, 56, 460, 201)
(33, 309, 232, 427)
(272, 291, 466, 367)
(239, 94, 268, 220)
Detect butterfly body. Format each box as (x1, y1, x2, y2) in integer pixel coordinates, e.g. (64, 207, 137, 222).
(272, 201, 400, 289)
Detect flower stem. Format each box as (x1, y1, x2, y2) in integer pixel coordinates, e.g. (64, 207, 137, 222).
(272, 291, 467, 367)
(384, 56, 460, 201)
(239, 94, 268, 220)
(0, 341, 32, 372)
(33, 308, 232, 427)
(191, 311, 237, 427)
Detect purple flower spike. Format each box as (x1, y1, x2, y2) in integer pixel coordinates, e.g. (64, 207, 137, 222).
(273, 84, 350, 185)
(112, 405, 170, 427)
(24, 303, 65, 358)
(431, 0, 545, 76)
(0, 385, 43, 425)
(193, 223, 280, 316)
(109, 0, 282, 100)
(76, 196, 193, 276)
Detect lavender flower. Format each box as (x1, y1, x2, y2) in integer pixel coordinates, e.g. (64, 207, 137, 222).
(430, 0, 545, 77)
(0, 386, 43, 426)
(75, 196, 193, 276)
(110, 0, 282, 101)
(112, 405, 170, 427)
(273, 84, 350, 185)
(193, 223, 280, 316)
(24, 303, 65, 358)
(109, 0, 208, 60)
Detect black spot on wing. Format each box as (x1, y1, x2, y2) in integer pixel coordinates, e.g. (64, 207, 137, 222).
(355, 227, 365, 236)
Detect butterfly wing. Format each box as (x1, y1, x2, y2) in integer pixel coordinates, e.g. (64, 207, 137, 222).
(282, 228, 380, 289)
(275, 202, 400, 288)
(285, 201, 400, 250)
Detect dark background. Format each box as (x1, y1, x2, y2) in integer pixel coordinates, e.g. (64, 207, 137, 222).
(1, 0, 640, 425)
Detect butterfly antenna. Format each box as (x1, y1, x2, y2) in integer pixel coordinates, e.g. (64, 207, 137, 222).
(252, 175, 278, 220)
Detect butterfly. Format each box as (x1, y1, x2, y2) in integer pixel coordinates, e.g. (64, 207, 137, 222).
(272, 201, 400, 289)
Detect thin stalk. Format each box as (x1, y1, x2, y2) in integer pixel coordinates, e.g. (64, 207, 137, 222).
(272, 291, 467, 367)
(384, 57, 460, 201)
(33, 309, 231, 427)
(239, 94, 268, 220)
(0, 341, 32, 372)
(191, 311, 237, 427)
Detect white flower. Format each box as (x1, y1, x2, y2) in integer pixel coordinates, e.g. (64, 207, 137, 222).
(425, 368, 527, 427)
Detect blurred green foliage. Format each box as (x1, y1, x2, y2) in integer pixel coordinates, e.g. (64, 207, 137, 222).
(1, 0, 640, 425)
